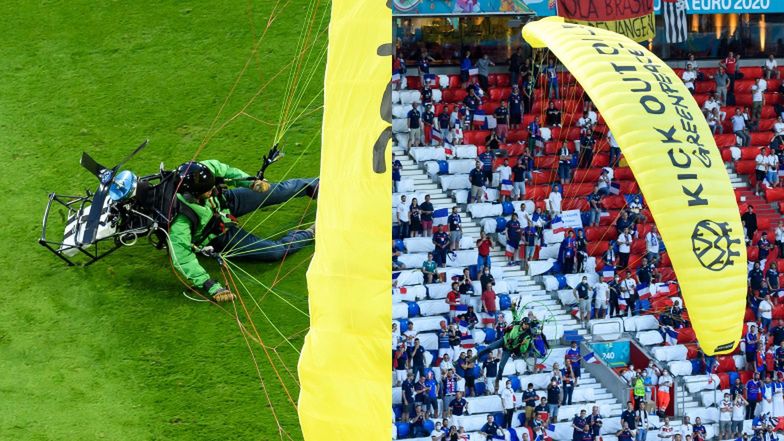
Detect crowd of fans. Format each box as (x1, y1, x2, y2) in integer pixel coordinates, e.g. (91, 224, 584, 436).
(393, 47, 784, 440)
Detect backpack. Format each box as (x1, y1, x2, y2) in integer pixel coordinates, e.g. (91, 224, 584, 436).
(134, 170, 200, 248)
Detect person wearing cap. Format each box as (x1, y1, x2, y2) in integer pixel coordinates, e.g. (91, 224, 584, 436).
(168, 161, 317, 302)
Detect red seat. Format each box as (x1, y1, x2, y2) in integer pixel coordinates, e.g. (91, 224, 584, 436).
(739, 370, 753, 384)
(718, 373, 731, 389)
(531, 170, 557, 185)
(572, 169, 602, 182)
(533, 156, 558, 169)
(615, 168, 636, 180)
(585, 226, 617, 242)
(714, 134, 737, 148)
(686, 345, 699, 360)
(677, 327, 697, 344)
(588, 241, 610, 257)
(562, 198, 589, 211)
(717, 356, 736, 373)
(525, 185, 551, 200)
(562, 183, 594, 198)
(507, 130, 527, 143)
(406, 76, 421, 90)
(765, 187, 784, 202)
(448, 75, 461, 89)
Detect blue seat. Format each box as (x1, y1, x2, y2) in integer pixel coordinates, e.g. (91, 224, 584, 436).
(498, 294, 512, 311)
(475, 381, 487, 395)
(423, 419, 435, 433)
(502, 201, 514, 215)
(508, 375, 522, 391)
(483, 328, 497, 343)
(438, 160, 449, 174)
(407, 302, 421, 318)
(395, 422, 410, 438)
(556, 274, 567, 289)
(493, 411, 506, 427)
(496, 216, 507, 232)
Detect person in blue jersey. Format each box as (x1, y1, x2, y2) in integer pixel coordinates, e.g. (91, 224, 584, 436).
(448, 206, 463, 251)
(750, 261, 765, 299)
(479, 414, 505, 440)
(432, 225, 451, 268)
(587, 406, 603, 439)
(407, 102, 422, 149)
(746, 324, 762, 371)
(528, 116, 544, 156)
(469, 160, 487, 204)
(572, 409, 588, 441)
(565, 341, 582, 379)
(506, 213, 522, 266)
(617, 421, 636, 441)
(460, 51, 472, 87)
(560, 230, 577, 274)
(447, 390, 469, 431)
(392, 158, 402, 193)
(748, 371, 763, 419)
(509, 84, 523, 129)
(524, 222, 538, 269)
(425, 370, 440, 418)
(418, 49, 435, 83)
(692, 417, 707, 441)
(761, 375, 775, 418)
(495, 101, 509, 142)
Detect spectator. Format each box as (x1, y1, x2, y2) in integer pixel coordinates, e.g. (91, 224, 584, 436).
(446, 281, 461, 320)
(524, 221, 538, 268)
(776, 117, 784, 138)
(586, 406, 603, 439)
(750, 261, 765, 299)
(632, 372, 646, 410)
(712, 66, 730, 105)
(733, 108, 752, 147)
(560, 230, 577, 274)
(392, 158, 402, 193)
(430, 421, 446, 440)
(617, 227, 633, 269)
(656, 369, 673, 417)
(745, 326, 761, 372)
(459, 51, 472, 88)
(574, 275, 591, 325)
(576, 229, 588, 273)
(464, 88, 481, 124)
(397, 194, 410, 239)
(627, 196, 646, 224)
(658, 417, 674, 440)
(409, 405, 430, 437)
(481, 282, 497, 320)
(396, 348, 412, 389)
(509, 85, 524, 129)
(618, 421, 636, 441)
(528, 116, 545, 156)
(743, 205, 759, 244)
(768, 262, 780, 299)
(496, 158, 512, 202)
(500, 379, 517, 429)
(408, 102, 423, 148)
(534, 396, 549, 423)
(762, 375, 775, 418)
(594, 277, 609, 319)
(510, 47, 523, 86)
(707, 107, 724, 134)
(401, 371, 416, 422)
(760, 231, 774, 264)
(617, 211, 635, 237)
(608, 273, 622, 318)
(753, 78, 766, 122)
(481, 351, 500, 395)
(572, 409, 588, 440)
(720, 392, 733, 440)
(425, 371, 440, 418)
(476, 54, 494, 91)
(692, 417, 706, 441)
(678, 416, 692, 441)
(523, 382, 539, 426)
(479, 265, 496, 294)
(437, 104, 452, 139)
(767, 149, 780, 188)
(494, 101, 509, 142)
(621, 270, 637, 317)
(393, 240, 405, 270)
(393, 51, 406, 91)
(724, 51, 738, 93)
(422, 103, 436, 146)
(423, 252, 438, 284)
(598, 168, 612, 195)
(459, 268, 475, 296)
(587, 187, 602, 227)
(476, 232, 492, 269)
(645, 225, 662, 265)
(546, 100, 562, 127)
(702, 92, 722, 117)
(546, 58, 559, 99)
(563, 362, 577, 405)
(766, 54, 780, 80)
(447, 390, 469, 431)
(578, 124, 596, 168)
(607, 130, 622, 168)
(622, 401, 637, 430)
(479, 414, 504, 441)
(441, 368, 460, 414)
(410, 197, 422, 238)
(635, 405, 650, 441)
(506, 213, 523, 266)
(511, 157, 528, 201)
(636, 256, 655, 286)
(732, 395, 748, 438)
(682, 64, 697, 94)
(410, 339, 427, 380)
(547, 377, 561, 421)
(448, 206, 462, 251)
(558, 141, 573, 184)
(547, 184, 563, 214)
(420, 194, 434, 238)
(469, 160, 486, 204)
(565, 340, 582, 378)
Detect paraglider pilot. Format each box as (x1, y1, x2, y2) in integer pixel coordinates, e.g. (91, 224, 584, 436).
(170, 160, 318, 302)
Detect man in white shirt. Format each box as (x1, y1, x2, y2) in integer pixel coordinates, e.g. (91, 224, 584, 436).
(732, 395, 748, 438)
(760, 294, 773, 331)
(774, 116, 784, 137)
(593, 279, 609, 319)
(766, 150, 779, 187)
(702, 93, 723, 118)
(621, 270, 637, 317)
(679, 416, 693, 441)
(547, 185, 563, 214)
(657, 370, 673, 417)
(756, 146, 771, 195)
(496, 159, 512, 201)
(719, 393, 733, 440)
(752, 78, 766, 122)
(645, 225, 661, 265)
(766, 54, 780, 80)
(732, 108, 751, 147)
(397, 194, 411, 239)
(682, 64, 697, 94)
(618, 227, 633, 269)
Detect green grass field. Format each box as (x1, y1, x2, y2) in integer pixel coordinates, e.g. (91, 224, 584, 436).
(0, 1, 328, 439)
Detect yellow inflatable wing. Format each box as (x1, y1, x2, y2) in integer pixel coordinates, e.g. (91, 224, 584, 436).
(523, 17, 745, 355)
(298, 0, 391, 439)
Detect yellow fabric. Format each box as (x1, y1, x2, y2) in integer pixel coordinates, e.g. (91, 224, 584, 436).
(298, 0, 391, 439)
(523, 17, 745, 355)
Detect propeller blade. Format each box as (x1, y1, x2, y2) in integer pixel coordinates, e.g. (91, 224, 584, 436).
(112, 139, 149, 173)
(80, 186, 109, 245)
(80, 152, 107, 178)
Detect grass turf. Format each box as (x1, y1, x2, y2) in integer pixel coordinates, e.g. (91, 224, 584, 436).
(0, 1, 328, 439)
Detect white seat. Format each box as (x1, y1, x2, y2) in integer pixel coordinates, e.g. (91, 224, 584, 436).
(438, 174, 471, 190)
(395, 270, 424, 286)
(393, 302, 409, 319)
(651, 344, 688, 362)
(418, 299, 451, 317)
(623, 315, 660, 332)
(465, 395, 503, 414)
(404, 237, 435, 253)
(668, 360, 694, 376)
(636, 330, 664, 346)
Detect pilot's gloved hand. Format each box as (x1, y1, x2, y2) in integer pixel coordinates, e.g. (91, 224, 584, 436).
(251, 179, 271, 193)
(212, 288, 236, 303)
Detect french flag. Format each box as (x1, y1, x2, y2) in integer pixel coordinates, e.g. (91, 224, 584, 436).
(583, 352, 600, 364)
(469, 68, 479, 76)
(500, 179, 513, 196)
(609, 181, 621, 195)
(393, 287, 408, 296)
(433, 208, 449, 226)
(637, 283, 652, 300)
(551, 215, 567, 234)
(432, 127, 443, 144)
(602, 266, 615, 280)
(663, 326, 678, 345)
(444, 139, 454, 157)
(569, 303, 579, 317)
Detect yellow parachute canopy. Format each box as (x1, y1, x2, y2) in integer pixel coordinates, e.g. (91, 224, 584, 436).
(523, 17, 745, 355)
(298, 0, 391, 439)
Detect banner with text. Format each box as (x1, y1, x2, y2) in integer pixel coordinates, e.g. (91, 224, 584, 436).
(591, 341, 631, 367)
(556, 0, 655, 42)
